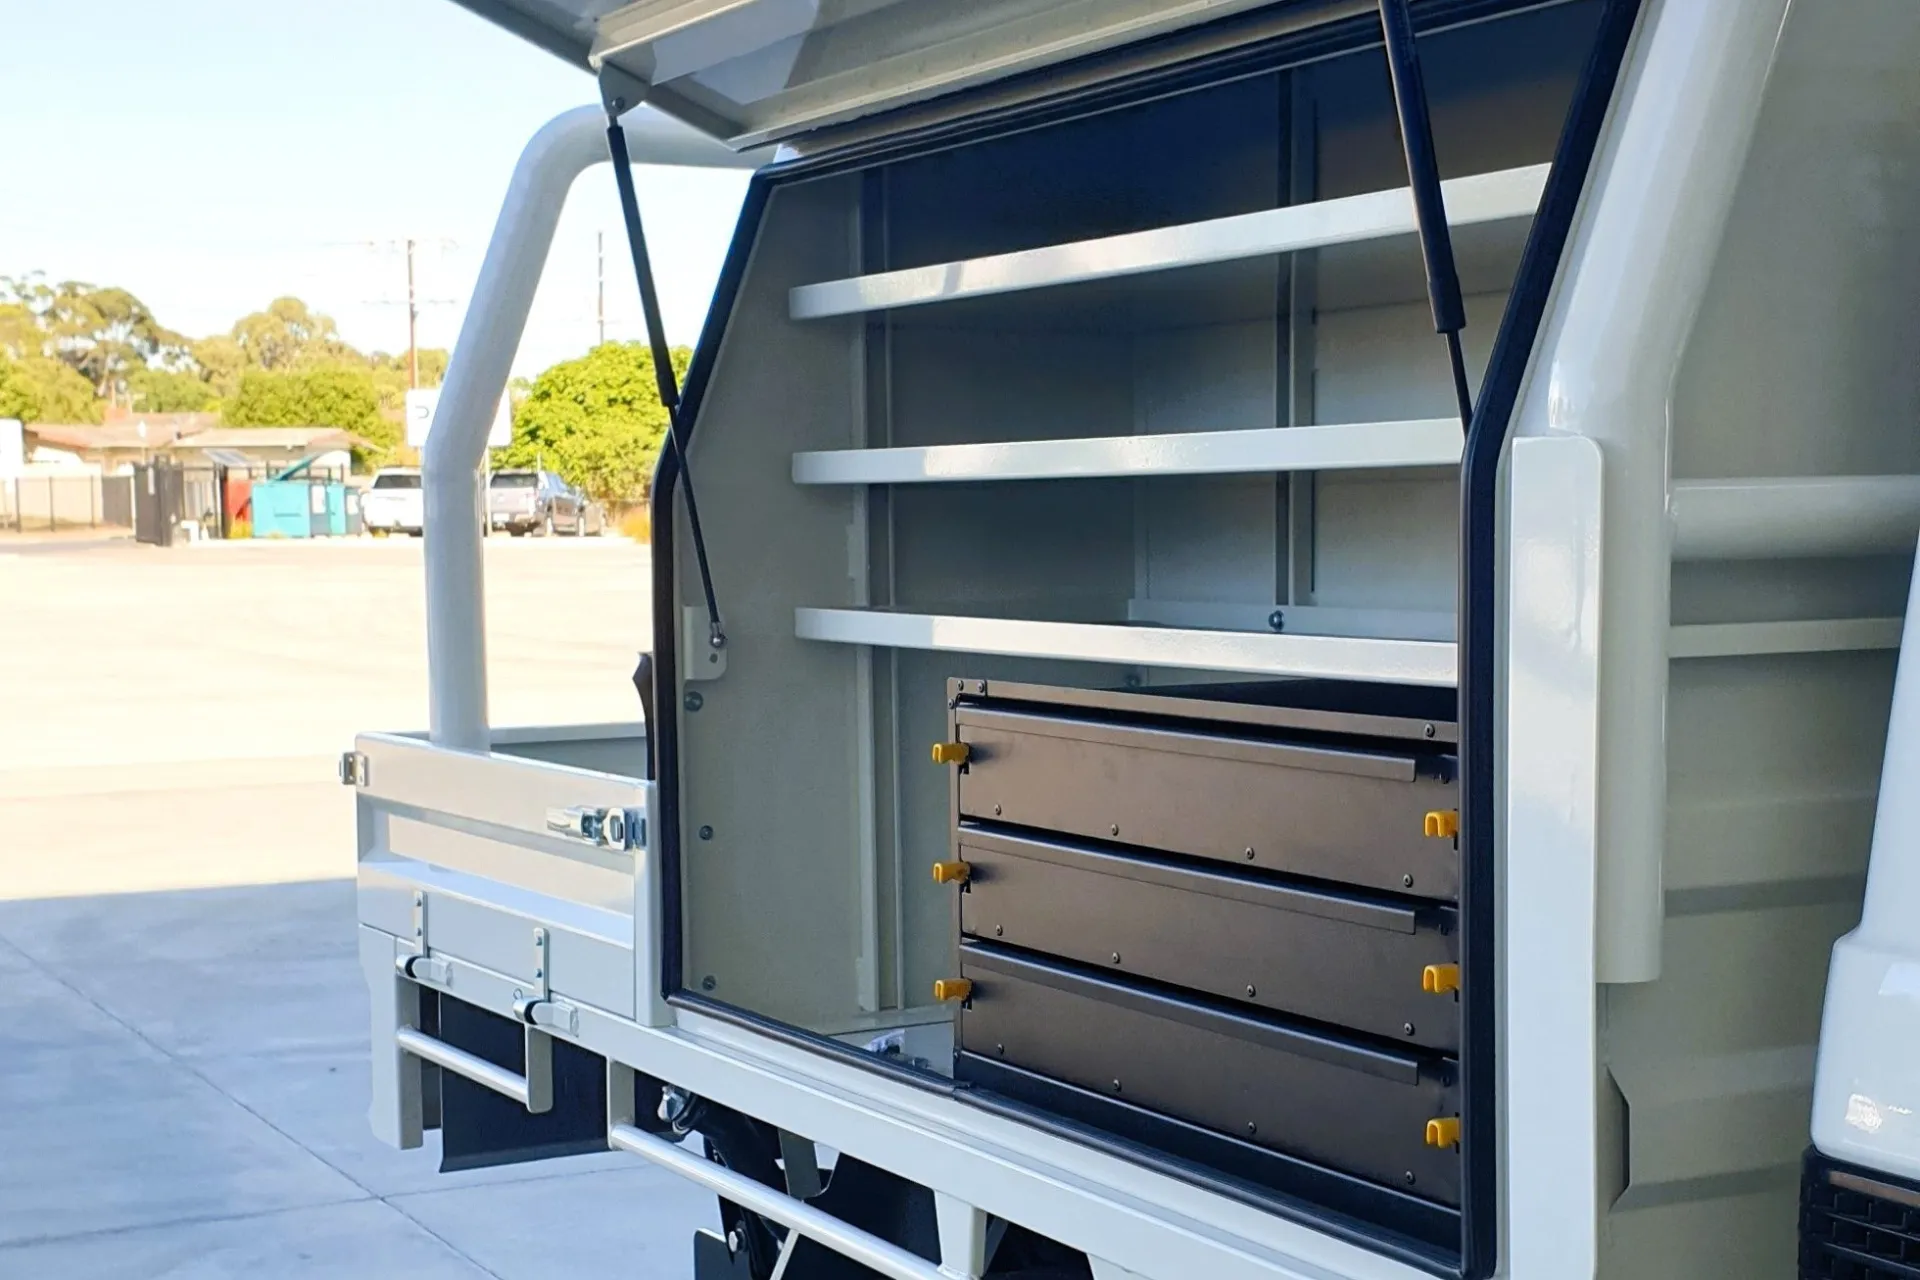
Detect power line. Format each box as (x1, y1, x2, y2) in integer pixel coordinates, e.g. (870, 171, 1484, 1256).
(356, 237, 457, 387)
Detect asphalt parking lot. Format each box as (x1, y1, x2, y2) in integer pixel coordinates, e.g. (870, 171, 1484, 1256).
(0, 535, 717, 1278)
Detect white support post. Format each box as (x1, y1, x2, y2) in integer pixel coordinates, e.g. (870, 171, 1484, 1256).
(933, 1194, 988, 1280)
(423, 105, 763, 750)
(361, 926, 423, 1150)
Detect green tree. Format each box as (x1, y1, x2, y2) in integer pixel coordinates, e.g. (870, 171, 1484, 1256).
(0, 274, 187, 399)
(0, 350, 101, 423)
(225, 366, 399, 464)
(225, 296, 352, 372)
(367, 347, 449, 419)
(128, 366, 219, 413)
(499, 343, 690, 503)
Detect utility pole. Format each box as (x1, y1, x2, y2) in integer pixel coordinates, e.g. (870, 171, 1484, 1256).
(596, 231, 606, 347)
(406, 237, 420, 389)
(352, 238, 454, 384)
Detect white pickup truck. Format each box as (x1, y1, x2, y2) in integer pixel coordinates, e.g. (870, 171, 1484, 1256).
(346, 2, 1920, 1277)
(359, 467, 423, 537)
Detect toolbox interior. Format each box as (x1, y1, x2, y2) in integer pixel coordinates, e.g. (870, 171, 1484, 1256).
(660, 0, 1605, 1262)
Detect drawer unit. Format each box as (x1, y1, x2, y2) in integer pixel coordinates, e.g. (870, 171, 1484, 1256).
(954, 943, 1463, 1205)
(937, 677, 1465, 1218)
(952, 691, 1458, 898)
(956, 826, 1460, 1050)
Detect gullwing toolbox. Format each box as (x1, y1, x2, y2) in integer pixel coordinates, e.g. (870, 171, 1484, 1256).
(349, 1, 1920, 1276)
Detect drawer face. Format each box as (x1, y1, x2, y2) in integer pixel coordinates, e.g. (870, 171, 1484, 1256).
(953, 707, 1457, 898)
(957, 829, 1459, 1050)
(957, 943, 1461, 1204)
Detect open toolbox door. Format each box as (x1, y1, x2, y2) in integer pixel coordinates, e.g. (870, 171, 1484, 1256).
(449, 0, 1311, 148)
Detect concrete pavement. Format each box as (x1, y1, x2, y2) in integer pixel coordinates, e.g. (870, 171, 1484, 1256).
(0, 536, 717, 1278)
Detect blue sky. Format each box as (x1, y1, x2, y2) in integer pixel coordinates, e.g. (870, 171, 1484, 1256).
(0, 0, 751, 377)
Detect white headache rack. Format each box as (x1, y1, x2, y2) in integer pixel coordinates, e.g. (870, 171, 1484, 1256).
(789, 164, 1548, 320)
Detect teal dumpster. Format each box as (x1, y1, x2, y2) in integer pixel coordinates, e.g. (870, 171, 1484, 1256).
(250, 480, 316, 538)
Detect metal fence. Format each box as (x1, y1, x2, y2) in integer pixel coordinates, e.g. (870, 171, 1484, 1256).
(0, 474, 135, 532)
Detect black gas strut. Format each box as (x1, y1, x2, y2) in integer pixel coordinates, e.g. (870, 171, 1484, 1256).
(1378, 0, 1473, 429)
(604, 108, 727, 653)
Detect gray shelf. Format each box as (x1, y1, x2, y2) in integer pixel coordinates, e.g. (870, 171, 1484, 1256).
(792, 418, 1461, 486)
(790, 164, 1547, 321)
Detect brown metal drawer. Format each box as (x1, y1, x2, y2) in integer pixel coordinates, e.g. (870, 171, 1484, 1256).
(952, 704, 1458, 898)
(956, 827, 1459, 1050)
(955, 943, 1461, 1205)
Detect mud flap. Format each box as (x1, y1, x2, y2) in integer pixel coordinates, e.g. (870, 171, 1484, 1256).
(436, 997, 609, 1172)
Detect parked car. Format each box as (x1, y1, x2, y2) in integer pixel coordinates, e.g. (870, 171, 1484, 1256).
(486, 469, 601, 536)
(359, 467, 422, 537)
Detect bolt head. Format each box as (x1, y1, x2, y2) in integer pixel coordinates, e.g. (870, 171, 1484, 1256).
(1109, 823, 1120, 837)
(701, 975, 717, 991)
(1403, 874, 1415, 888)
(683, 691, 704, 712)
(993, 804, 1002, 817)
(1246, 984, 1257, 998)
(1246, 1122, 1258, 1136)
(1404, 1172, 1417, 1186)
(1111, 1079, 1122, 1092)
(1268, 609, 1285, 632)
(1424, 723, 1437, 739)
(1110, 951, 1122, 964)
(994, 925, 1004, 937)
(1403, 1022, 1415, 1036)
(1243, 847, 1255, 860)
(698, 825, 714, 840)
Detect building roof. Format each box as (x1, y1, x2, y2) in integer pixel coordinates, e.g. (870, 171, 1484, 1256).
(25, 418, 208, 451)
(24, 422, 363, 456)
(171, 427, 361, 451)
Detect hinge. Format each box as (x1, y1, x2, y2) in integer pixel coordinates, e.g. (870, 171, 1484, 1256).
(396, 952, 451, 986)
(515, 995, 580, 1037)
(398, 889, 427, 960)
(338, 750, 369, 787)
(512, 926, 579, 1035)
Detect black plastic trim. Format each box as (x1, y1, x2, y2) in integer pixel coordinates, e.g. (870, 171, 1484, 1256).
(1451, 1, 1641, 1276)
(649, 172, 777, 1001)
(1801, 1147, 1920, 1280)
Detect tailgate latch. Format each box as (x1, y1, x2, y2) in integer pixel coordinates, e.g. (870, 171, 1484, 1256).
(546, 805, 645, 850)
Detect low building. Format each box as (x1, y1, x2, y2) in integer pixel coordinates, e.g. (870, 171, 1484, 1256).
(21, 421, 357, 475)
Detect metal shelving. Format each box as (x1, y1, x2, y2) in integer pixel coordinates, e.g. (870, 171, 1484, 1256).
(792, 418, 1460, 486)
(789, 164, 1547, 320)
(793, 607, 1458, 684)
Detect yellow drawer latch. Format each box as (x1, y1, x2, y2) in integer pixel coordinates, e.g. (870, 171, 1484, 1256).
(1421, 964, 1461, 996)
(1423, 809, 1460, 839)
(1425, 1117, 1461, 1150)
(932, 860, 972, 885)
(931, 741, 972, 766)
(933, 978, 973, 1003)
